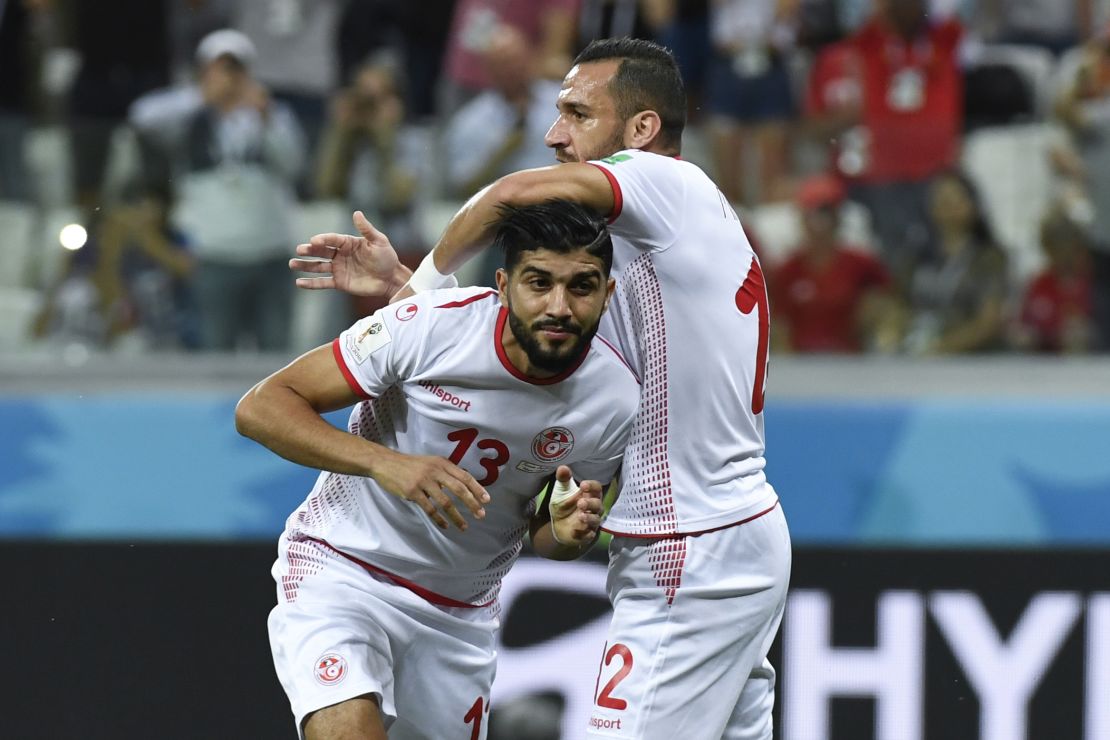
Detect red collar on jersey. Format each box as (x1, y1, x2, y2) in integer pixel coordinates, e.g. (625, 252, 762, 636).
(494, 306, 589, 385)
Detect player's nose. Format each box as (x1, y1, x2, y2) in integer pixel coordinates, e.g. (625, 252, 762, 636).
(544, 118, 568, 150)
(545, 285, 572, 317)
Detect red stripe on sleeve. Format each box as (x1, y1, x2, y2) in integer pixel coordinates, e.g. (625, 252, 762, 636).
(435, 290, 497, 309)
(588, 162, 623, 223)
(331, 338, 372, 399)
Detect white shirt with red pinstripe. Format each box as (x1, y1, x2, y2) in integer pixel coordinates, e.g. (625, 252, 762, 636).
(588, 149, 779, 537)
(281, 286, 639, 607)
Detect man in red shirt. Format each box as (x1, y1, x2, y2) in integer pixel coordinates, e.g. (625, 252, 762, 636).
(1018, 209, 1094, 353)
(770, 174, 895, 353)
(805, 0, 965, 285)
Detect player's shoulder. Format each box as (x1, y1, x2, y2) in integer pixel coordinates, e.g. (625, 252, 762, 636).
(592, 148, 689, 174)
(351, 287, 497, 347)
(591, 148, 710, 205)
(393, 286, 499, 322)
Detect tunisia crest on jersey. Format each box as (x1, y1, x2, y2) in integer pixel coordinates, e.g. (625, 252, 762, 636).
(314, 653, 347, 685)
(532, 427, 574, 463)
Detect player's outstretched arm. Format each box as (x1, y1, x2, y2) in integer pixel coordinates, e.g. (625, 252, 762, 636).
(289, 210, 413, 297)
(529, 465, 604, 561)
(389, 163, 615, 303)
(235, 345, 489, 531)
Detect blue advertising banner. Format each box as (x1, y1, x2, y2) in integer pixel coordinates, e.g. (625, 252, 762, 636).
(2, 393, 1108, 544)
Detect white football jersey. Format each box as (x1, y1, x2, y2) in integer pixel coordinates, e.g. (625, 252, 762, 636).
(588, 150, 777, 536)
(283, 287, 639, 606)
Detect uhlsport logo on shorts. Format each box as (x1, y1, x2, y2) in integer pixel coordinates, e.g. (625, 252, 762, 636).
(395, 303, 418, 321)
(532, 427, 574, 462)
(314, 653, 347, 685)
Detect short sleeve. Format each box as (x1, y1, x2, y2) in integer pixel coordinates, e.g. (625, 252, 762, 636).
(332, 299, 426, 398)
(588, 150, 686, 251)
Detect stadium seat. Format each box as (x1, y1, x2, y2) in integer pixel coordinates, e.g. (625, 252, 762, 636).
(23, 126, 73, 207)
(0, 200, 37, 289)
(0, 286, 42, 349)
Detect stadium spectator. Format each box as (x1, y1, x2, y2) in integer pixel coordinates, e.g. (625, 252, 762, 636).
(316, 50, 422, 252)
(336, 0, 456, 121)
(0, 0, 50, 202)
(130, 29, 305, 352)
(577, 0, 662, 49)
(805, 0, 965, 285)
(707, 0, 799, 205)
(1015, 207, 1094, 353)
(239, 200, 637, 739)
(1054, 25, 1110, 351)
(769, 173, 897, 353)
(902, 169, 1011, 354)
(441, 0, 581, 111)
(31, 192, 197, 350)
(443, 25, 564, 200)
(231, 0, 346, 187)
(443, 24, 569, 287)
(654, 0, 711, 120)
(64, 0, 172, 213)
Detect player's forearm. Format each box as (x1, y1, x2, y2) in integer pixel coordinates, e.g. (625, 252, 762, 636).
(430, 164, 615, 275)
(235, 384, 387, 478)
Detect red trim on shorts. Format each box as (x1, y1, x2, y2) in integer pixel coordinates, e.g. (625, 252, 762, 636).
(493, 306, 588, 385)
(601, 499, 780, 539)
(588, 163, 623, 223)
(331, 338, 373, 399)
(435, 290, 498, 309)
(309, 536, 494, 609)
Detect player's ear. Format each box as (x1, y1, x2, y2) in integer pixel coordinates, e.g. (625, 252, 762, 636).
(495, 268, 509, 306)
(602, 277, 616, 313)
(625, 110, 662, 150)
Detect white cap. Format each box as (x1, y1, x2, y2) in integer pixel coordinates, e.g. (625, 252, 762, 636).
(195, 29, 256, 68)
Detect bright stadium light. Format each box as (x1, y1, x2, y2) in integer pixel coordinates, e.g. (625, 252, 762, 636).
(59, 223, 88, 251)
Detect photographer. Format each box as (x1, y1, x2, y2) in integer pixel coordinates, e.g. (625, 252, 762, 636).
(315, 51, 422, 251)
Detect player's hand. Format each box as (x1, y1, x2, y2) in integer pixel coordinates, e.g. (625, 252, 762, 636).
(550, 465, 603, 547)
(289, 211, 402, 297)
(370, 449, 490, 531)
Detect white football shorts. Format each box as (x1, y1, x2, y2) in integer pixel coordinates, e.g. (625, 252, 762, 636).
(268, 534, 500, 739)
(586, 498, 791, 739)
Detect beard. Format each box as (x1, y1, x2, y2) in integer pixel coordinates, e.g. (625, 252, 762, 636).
(506, 306, 599, 374)
(554, 126, 628, 163)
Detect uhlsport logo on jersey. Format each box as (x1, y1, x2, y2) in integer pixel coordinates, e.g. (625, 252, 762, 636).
(532, 427, 575, 462)
(395, 303, 418, 321)
(314, 653, 347, 685)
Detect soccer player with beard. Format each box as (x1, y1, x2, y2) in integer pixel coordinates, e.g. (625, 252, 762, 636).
(238, 199, 639, 739)
(291, 38, 791, 739)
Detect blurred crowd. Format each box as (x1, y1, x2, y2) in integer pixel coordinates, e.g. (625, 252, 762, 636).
(1, 0, 1108, 356)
